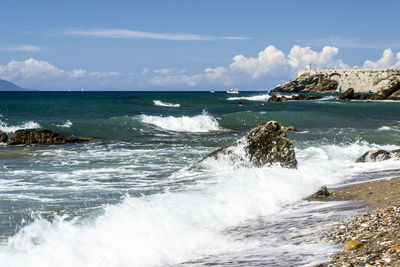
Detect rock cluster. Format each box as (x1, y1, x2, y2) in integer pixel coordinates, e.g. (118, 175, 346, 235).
(339, 78, 400, 101)
(6, 129, 99, 145)
(319, 205, 400, 266)
(356, 149, 400, 163)
(378, 78, 400, 100)
(268, 94, 322, 102)
(271, 74, 338, 93)
(202, 121, 297, 168)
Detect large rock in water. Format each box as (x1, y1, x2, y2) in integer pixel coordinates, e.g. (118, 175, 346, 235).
(7, 129, 99, 145)
(203, 121, 297, 168)
(0, 130, 7, 143)
(356, 149, 400, 162)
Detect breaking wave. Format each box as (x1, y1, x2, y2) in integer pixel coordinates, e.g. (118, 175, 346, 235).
(0, 117, 40, 134)
(1, 141, 399, 266)
(153, 100, 181, 107)
(227, 94, 271, 101)
(141, 112, 222, 132)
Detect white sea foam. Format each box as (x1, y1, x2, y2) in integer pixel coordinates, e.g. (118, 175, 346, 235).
(56, 120, 73, 128)
(227, 94, 271, 101)
(1, 141, 399, 266)
(141, 112, 222, 132)
(0, 118, 40, 134)
(153, 100, 181, 107)
(378, 125, 400, 132)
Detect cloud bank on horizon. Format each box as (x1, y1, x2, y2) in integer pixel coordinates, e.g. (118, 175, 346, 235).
(1, 45, 400, 90)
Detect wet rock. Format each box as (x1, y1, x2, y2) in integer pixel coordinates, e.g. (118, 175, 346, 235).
(378, 79, 400, 99)
(305, 95, 323, 100)
(339, 88, 355, 100)
(0, 130, 7, 143)
(7, 129, 100, 145)
(344, 240, 364, 251)
(268, 95, 280, 102)
(356, 149, 400, 163)
(312, 186, 330, 198)
(282, 126, 296, 132)
(388, 89, 400, 100)
(202, 121, 297, 168)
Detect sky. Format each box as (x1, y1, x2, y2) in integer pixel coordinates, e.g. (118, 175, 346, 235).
(1, 0, 400, 91)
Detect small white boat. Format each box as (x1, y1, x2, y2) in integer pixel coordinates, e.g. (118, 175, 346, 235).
(210, 90, 215, 93)
(226, 88, 239, 94)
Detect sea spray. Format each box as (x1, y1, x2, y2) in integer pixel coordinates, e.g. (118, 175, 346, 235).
(141, 111, 222, 132)
(2, 141, 400, 266)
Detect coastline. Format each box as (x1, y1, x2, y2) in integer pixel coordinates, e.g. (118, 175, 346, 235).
(317, 175, 400, 266)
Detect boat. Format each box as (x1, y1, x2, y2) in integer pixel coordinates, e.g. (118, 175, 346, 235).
(210, 90, 215, 93)
(226, 88, 239, 94)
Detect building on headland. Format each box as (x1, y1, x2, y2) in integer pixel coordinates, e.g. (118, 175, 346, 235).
(297, 63, 400, 93)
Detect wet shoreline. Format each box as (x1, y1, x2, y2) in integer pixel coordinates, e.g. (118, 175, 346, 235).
(317, 174, 400, 266)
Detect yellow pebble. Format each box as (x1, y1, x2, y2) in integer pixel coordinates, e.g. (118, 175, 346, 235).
(343, 240, 363, 251)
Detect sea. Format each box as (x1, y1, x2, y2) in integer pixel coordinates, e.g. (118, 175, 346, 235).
(0, 91, 399, 266)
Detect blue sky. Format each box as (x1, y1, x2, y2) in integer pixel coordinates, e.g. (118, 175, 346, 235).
(1, 0, 400, 91)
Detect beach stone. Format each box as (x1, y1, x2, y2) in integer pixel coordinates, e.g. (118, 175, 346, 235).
(356, 149, 400, 162)
(7, 129, 99, 145)
(202, 121, 297, 168)
(0, 130, 7, 143)
(344, 240, 363, 251)
(312, 186, 330, 198)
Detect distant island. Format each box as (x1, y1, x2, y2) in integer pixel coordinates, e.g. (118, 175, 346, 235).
(0, 79, 33, 91)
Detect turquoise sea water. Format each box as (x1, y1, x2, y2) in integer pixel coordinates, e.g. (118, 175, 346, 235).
(0, 91, 399, 266)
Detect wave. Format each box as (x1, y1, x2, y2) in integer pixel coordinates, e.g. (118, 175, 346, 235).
(0, 117, 40, 134)
(378, 125, 400, 132)
(56, 120, 73, 128)
(1, 141, 398, 266)
(153, 100, 181, 107)
(227, 94, 271, 101)
(141, 112, 222, 132)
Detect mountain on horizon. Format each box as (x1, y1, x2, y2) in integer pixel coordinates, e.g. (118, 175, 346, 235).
(0, 79, 32, 91)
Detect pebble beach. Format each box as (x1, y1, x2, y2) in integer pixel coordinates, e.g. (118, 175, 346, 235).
(318, 174, 400, 266)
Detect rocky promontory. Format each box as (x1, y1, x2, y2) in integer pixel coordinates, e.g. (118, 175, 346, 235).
(271, 74, 338, 93)
(202, 121, 297, 168)
(271, 68, 400, 101)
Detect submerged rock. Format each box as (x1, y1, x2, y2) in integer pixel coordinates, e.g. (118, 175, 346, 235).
(356, 149, 400, 163)
(202, 121, 297, 168)
(267, 94, 322, 102)
(7, 129, 100, 145)
(0, 130, 7, 143)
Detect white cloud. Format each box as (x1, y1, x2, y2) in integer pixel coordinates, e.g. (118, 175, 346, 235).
(229, 45, 289, 78)
(65, 28, 250, 41)
(363, 48, 400, 68)
(2, 46, 400, 90)
(0, 58, 122, 90)
(0, 44, 41, 52)
(287, 45, 347, 69)
(152, 45, 350, 87)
